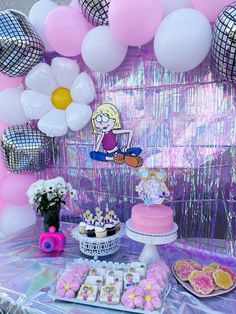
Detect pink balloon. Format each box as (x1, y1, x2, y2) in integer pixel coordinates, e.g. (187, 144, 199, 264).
(45, 6, 89, 57)
(0, 157, 7, 183)
(0, 72, 23, 91)
(108, 0, 163, 46)
(0, 173, 35, 206)
(0, 198, 5, 212)
(0, 119, 8, 135)
(192, 0, 235, 22)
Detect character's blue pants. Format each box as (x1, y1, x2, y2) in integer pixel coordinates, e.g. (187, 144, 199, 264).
(90, 147, 142, 162)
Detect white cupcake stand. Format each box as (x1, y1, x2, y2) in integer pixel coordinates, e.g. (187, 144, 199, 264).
(71, 225, 124, 260)
(125, 219, 178, 265)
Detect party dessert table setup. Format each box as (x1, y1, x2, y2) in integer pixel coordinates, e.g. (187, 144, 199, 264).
(0, 0, 236, 314)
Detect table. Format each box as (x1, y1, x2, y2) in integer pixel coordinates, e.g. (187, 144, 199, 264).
(0, 220, 235, 314)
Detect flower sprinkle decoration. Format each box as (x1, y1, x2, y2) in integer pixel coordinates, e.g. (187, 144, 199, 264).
(21, 57, 96, 137)
(26, 176, 77, 231)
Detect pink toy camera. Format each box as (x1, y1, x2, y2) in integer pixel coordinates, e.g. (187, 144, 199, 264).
(39, 226, 66, 253)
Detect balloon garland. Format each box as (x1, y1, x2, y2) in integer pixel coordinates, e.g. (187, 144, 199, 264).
(0, 0, 235, 236)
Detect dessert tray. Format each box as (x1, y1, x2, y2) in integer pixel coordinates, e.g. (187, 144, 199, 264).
(172, 259, 236, 298)
(71, 224, 125, 260)
(49, 258, 171, 314)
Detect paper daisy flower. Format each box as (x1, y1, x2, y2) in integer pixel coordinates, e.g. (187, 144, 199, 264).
(21, 57, 96, 137)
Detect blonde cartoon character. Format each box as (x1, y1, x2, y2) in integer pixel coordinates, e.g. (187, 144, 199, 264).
(90, 103, 143, 167)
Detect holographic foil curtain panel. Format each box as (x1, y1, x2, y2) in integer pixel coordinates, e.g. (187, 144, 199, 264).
(1, 0, 235, 255)
(38, 43, 236, 256)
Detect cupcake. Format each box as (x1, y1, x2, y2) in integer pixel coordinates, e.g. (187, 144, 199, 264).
(105, 220, 116, 236)
(113, 214, 120, 231)
(86, 225, 95, 237)
(86, 216, 96, 237)
(95, 222, 107, 238)
(79, 221, 87, 234)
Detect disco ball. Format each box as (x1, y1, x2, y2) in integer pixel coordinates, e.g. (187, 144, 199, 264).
(1, 125, 53, 173)
(212, 4, 236, 82)
(78, 0, 110, 26)
(0, 10, 45, 77)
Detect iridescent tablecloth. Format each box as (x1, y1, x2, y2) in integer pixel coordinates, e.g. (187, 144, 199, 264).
(0, 221, 235, 314)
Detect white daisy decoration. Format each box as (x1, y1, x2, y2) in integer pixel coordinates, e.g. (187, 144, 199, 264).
(21, 57, 96, 137)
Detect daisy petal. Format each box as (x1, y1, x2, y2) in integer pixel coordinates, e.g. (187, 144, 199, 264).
(71, 72, 96, 104)
(21, 90, 52, 119)
(51, 57, 80, 89)
(25, 63, 57, 95)
(38, 109, 68, 137)
(66, 102, 92, 131)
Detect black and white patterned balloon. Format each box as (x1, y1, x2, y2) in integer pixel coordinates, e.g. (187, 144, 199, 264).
(78, 0, 110, 26)
(1, 125, 53, 173)
(212, 4, 236, 82)
(0, 10, 45, 77)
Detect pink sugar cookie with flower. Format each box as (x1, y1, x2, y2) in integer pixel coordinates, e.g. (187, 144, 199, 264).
(139, 279, 162, 294)
(56, 274, 80, 298)
(143, 289, 162, 311)
(121, 286, 144, 309)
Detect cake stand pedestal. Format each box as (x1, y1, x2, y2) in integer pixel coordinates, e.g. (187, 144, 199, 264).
(126, 219, 178, 265)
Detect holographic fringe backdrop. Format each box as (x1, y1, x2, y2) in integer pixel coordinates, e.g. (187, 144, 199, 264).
(38, 42, 236, 256)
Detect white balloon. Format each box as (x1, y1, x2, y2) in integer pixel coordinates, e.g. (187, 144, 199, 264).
(29, 0, 58, 51)
(0, 88, 28, 125)
(161, 0, 192, 17)
(71, 72, 96, 104)
(21, 90, 52, 119)
(81, 26, 128, 73)
(154, 9, 212, 72)
(66, 102, 92, 131)
(0, 204, 36, 236)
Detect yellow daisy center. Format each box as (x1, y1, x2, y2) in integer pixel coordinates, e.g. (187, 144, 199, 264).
(145, 295, 152, 302)
(129, 293, 136, 299)
(64, 283, 71, 290)
(146, 284, 152, 290)
(51, 87, 72, 110)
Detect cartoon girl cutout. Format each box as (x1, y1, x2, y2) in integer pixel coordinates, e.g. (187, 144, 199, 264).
(90, 103, 143, 167)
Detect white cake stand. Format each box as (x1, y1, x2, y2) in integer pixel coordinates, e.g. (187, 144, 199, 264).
(126, 219, 178, 265)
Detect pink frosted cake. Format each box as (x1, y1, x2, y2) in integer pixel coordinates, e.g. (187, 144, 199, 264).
(131, 168, 173, 234)
(131, 204, 173, 233)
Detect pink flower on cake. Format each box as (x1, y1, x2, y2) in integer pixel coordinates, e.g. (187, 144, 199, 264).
(139, 279, 162, 294)
(56, 274, 80, 298)
(143, 290, 162, 311)
(121, 286, 144, 309)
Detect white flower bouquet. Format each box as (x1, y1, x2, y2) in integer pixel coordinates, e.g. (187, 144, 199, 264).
(27, 177, 77, 231)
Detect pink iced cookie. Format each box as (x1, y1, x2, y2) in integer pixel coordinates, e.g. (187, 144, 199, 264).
(146, 271, 166, 288)
(143, 289, 162, 311)
(190, 273, 215, 295)
(139, 279, 162, 294)
(175, 262, 194, 281)
(149, 261, 170, 274)
(121, 286, 144, 309)
(56, 274, 80, 298)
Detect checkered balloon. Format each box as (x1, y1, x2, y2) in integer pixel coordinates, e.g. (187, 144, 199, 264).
(78, 0, 110, 26)
(1, 125, 53, 173)
(212, 4, 236, 82)
(0, 10, 45, 77)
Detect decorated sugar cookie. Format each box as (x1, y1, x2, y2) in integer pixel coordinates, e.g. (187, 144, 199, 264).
(90, 103, 143, 167)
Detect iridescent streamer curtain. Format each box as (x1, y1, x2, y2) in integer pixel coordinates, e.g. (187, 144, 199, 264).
(41, 42, 236, 256)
